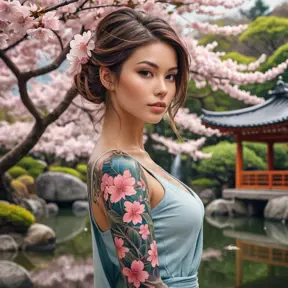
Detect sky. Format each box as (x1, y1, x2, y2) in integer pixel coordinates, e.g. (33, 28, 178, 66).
(184, 0, 287, 22)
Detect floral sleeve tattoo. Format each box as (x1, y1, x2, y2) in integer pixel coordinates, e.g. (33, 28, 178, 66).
(93, 152, 166, 288)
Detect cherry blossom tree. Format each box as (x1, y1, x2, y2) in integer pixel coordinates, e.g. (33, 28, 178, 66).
(1, 0, 288, 177)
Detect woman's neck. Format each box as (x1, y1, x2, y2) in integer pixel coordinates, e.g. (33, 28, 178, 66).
(99, 109, 145, 152)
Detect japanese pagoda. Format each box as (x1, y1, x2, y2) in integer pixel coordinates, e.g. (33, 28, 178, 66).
(201, 77, 288, 200)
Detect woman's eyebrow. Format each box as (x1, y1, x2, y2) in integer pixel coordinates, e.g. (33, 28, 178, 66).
(137, 60, 178, 71)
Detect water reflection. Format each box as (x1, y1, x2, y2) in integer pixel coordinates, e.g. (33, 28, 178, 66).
(206, 215, 288, 288)
(3, 209, 288, 287)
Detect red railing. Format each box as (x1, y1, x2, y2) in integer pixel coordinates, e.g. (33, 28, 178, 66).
(240, 171, 288, 190)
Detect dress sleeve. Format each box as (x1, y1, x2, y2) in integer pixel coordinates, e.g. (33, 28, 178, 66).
(93, 152, 168, 288)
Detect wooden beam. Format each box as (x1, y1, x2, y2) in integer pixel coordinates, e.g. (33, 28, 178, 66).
(267, 142, 274, 170)
(236, 140, 243, 188)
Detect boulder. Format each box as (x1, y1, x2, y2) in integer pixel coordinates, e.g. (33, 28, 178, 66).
(205, 199, 249, 217)
(72, 201, 89, 216)
(23, 223, 56, 252)
(0, 235, 18, 252)
(264, 196, 288, 221)
(36, 172, 87, 202)
(199, 188, 216, 205)
(46, 203, 59, 217)
(22, 198, 47, 220)
(0, 261, 33, 288)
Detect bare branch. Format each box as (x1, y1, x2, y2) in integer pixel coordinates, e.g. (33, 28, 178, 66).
(22, 44, 70, 80)
(51, 30, 64, 50)
(0, 50, 21, 78)
(44, 86, 78, 125)
(3, 35, 28, 52)
(0, 86, 78, 175)
(18, 80, 43, 122)
(45, 0, 80, 13)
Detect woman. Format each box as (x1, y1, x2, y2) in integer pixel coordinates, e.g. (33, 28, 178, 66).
(73, 7, 204, 288)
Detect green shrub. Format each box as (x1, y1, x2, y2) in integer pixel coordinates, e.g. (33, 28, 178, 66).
(76, 164, 87, 174)
(191, 178, 219, 187)
(48, 166, 82, 180)
(8, 166, 28, 178)
(0, 202, 35, 227)
(193, 141, 266, 188)
(17, 156, 45, 170)
(28, 167, 44, 179)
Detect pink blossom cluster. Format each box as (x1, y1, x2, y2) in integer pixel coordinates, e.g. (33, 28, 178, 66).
(190, 22, 248, 36)
(1, 0, 288, 164)
(151, 133, 212, 160)
(0, 0, 60, 43)
(175, 108, 221, 136)
(66, 31, 95, 76)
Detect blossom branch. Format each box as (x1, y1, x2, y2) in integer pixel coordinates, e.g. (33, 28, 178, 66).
(0, 50, 21, 78)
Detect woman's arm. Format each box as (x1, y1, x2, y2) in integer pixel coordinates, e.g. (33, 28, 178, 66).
(93, 152, 168, 288)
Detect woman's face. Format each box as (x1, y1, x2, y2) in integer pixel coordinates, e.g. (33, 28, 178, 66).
(110, 41, 178, 124)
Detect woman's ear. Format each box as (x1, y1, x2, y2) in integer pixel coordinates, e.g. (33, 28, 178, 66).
(99, 66, 115, 91)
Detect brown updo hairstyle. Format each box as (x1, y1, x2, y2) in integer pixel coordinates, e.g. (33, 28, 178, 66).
(74, 7, 190, 137)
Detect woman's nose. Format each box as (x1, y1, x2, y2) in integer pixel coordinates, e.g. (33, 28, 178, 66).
(154, 79, 168, 96)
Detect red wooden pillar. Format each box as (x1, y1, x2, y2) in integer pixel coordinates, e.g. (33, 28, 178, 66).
(267, 142, 274, 189)
(236, 137, 243, 188)
(267, 142, 274, 170)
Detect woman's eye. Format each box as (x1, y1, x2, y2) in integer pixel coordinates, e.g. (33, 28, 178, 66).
(167, 74, 177, 81)
(139, 71, 152, 77)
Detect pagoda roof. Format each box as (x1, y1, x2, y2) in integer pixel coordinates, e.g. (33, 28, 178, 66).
(201, 78, 288, 129)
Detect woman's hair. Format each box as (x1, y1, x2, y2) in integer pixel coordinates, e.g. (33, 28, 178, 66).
(74, 7, 190, 137)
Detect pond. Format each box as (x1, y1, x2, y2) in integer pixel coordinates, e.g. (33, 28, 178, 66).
(6, 209, 288, 288)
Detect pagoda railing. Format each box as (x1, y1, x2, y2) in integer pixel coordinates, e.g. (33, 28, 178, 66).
(239, 170, 288, 190)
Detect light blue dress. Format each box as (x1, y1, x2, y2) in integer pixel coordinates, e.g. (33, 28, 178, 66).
(88, 149, 204, 288)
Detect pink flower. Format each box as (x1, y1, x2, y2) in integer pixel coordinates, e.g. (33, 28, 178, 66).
(123, 201, 145, 225)
(107, 170, 136, 203)
(42, 11, 60, 30)
(0, 33, 8, 49)
(114, 237, 129, 259)
(147, 240, 159, 267)
(100, 173, 114, 201)
(69, 30, 95, 59)
(139, 224, 150, 240)
(122, 260, 149, 287)
(66, 53, 88, 76)
(27, 28, 54, 41)
(137, 179, 146, 191)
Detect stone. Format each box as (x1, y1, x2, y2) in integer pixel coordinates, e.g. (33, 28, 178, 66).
(22, 198, 47, 220)
(35, 172, 87, 202)
(264, 196, 288, 221)
(205, 199, 249, 217)
(0, 261, 33, 288)
(0, 235, 18, 252)
(199, 188, 216, 205)
(72, 201, 89, 216)
(23, 223, 56, 252)
(46, 203, 59, 217)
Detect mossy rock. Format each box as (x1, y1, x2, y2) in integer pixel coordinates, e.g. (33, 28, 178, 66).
(17, 175, 35, 185)
(28, 167, 45, 179)
(48, 166, 82, 180)
(76, 164, 87, 174)
(11, 179, 30, 198)
(17, 156, 45, 170)
(8, 166, 28, 179)
(76, 164, 87, 182)
(0, 202, 35, 232)
(16, 175, 36, 195)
